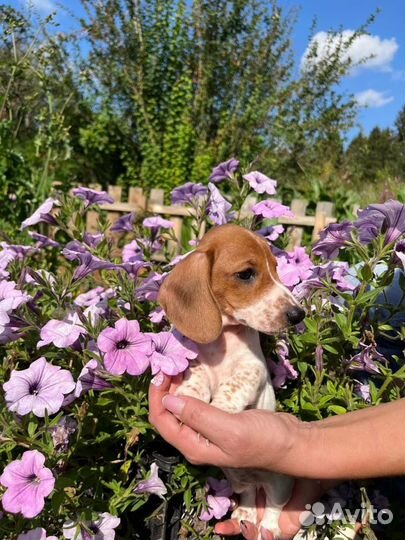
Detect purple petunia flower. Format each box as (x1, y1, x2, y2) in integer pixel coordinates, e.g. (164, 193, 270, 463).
(3, 357, 75, 417)
(315, 344, 324, 372)
(243, 171, 277, 195)
(17, 528, 58, 540)
(0, 242, 38, 260)
(72, 187, 114, 207)
(83, 232, 104, 248)
(63, 245, 118, 281)
(199, 477, 233, 521)
(171, 182, 209, 205)
(0, 450, 55, 518)
(28, 232, 60, 249)
(97, 318, 152, 376)
(313, 221, 354, 259)
(268, 340, 298, 389)
(276, 247, 313, 287)
(348, 343, 387, 374)
(149, 306, 166, 324)
(110, 212, 136, 233)
(394, 240, 405, 270)
(122, 240, 144, 263)
(148, 331, 198, 376)
(74, 360, 113, 397)
(63, 512, 120, 540)
(0, 280, 30, 332)
(136, 272, 167, 302)
(142, 216, 174, 231)
(209, 158, 240, 183)
(207, 183, 234, 225)
(38, 313, 86, 349)
(293, 261, 355, 299)
(21, 198, 59, 229)
(355, 382, 371, 402)
(257, 224, 284, 242)
(251, 200, 294, 220)
(134, 462, 167, 499)
(355, 200, 405, 246)
(74, 286, 107, 307)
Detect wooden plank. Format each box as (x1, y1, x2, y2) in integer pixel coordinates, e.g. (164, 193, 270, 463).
(128, 187, 146, 209)
(149, 188, 165, 205)
(312, 201, 335, 241)
(168, 216, 183, 253)
(287, 199, 308, 250)
(108, 185, 122, 202)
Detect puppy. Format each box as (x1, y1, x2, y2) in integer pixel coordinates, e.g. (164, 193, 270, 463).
(158, 224, 305, 538)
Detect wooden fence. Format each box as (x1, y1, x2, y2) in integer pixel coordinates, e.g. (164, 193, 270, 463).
(86, 185, 337, 251)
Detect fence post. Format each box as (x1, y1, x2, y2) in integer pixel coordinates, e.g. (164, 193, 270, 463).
(313, 201, 335, 241)
(287, 199, 308, 249)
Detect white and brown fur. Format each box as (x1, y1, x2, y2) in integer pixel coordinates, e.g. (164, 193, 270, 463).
(158, 224, 305, 538)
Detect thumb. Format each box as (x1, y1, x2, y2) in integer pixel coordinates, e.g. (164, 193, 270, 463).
(162, 394, 239, 449)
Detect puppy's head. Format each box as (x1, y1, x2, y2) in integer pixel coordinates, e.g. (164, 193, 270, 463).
(158, 224, 305, 344)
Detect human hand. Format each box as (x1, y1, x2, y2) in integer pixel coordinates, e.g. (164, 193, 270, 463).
(148, 374, 303, 472)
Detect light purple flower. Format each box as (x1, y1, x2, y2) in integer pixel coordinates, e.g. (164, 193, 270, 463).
(38, 313, 86, 349)
(268, 340, 298, 389)
(293, 261, 355, 299)
(63, 245, 118, 281)
(313, 221, 354, 259)
(276, 247, 313, 287)
(149, 307, 166, 324)
(171, 182, 208, 205)
(0, 247, 16, 278)
(63, 513, 120, 540)
(122, 240, 144, 263)
(74, 286, 107, 307)
(355, 382, 371, 402)
(143, 216, 174, 230)
(134, 462, 167, 499)
(355, 200, 405, 246)
(0, 242, 38, 260)
(97, 318, 152, 376)
(83, 232, 104, 248)
(74, 360, 113, 397)
(243, 171, 277, 195)
(72, 187, 114, 207)
(199, 477, 233, 521)
(148, 331, 198, 376)
(252, 200, 294, 220)
(21, 198, 59, 229)
(28, 232, 59, 249)
(209, 158, 239, 183)
(110, 212, 136, 233)
(348, 343, 386, 374)
(257, 224, 284, 242)
(17, 528, 58, 540)
(0, 450, 55, 518)
(0, 280, 30, 330)
(136, 272, 167, 302)
(207, 183, 234, 225)
(50, 416, 77, 452)
(3, 357, 75, 416)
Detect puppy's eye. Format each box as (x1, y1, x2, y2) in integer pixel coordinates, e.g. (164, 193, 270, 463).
(235, 268, 256, 282)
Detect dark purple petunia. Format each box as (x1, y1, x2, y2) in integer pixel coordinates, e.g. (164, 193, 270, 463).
(394, 240, 405, 269)
(209, 158, 240, 183)
(74, 359, 112, 397)
(62, 243, 118, 281)
(354, 200, 405, 246)
(171, 182, 209, 205)
(110, 213, 136, 233)
(72, 187, 114, 207)
(312, 221, 354, 259)
(136, 272, 168, 301)
(348, 343, 387, 374)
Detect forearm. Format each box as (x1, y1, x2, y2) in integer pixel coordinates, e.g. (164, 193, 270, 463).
(278, 399, 405, 479)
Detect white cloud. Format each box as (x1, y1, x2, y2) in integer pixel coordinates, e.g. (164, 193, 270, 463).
(301, 30, 398, 74)
(22, 0, 56, 12)
(355, 89, 394, 108)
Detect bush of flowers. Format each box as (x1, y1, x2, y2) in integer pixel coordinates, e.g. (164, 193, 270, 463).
(0, 160, 404, 540)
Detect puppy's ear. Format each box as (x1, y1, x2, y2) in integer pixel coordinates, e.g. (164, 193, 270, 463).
(158, 250, 222, 344)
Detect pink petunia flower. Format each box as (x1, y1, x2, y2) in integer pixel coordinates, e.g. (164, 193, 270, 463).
(97, 318, 152, 376)
(199, 477, 233, 521)
(276, 247, 314, 287)
(0, 450, 55, 518)
(38, 313, 87, 349)
(63, 512, 120, 540)
(148, 331, 198, 376)
(17, 528, 58, 540)
(149, 306, 166, 324)
(251, 200, 294, 220)
(0, 280, 30, 331)
(134, 462, 167, 499)
(21, 198, 59, 229)
(243, 171, 277, 195)
(3, 357, 75, 417)
(142, 216, 174, 230)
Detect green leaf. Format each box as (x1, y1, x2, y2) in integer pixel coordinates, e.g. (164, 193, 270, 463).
(327, 405, 347, 415)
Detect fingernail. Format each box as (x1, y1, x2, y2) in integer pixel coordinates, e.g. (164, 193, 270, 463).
(151, 372, 165, 386)
(162, 394, 185, 415)
(240, 520, 248, 534)
(260, 527, 274, 540)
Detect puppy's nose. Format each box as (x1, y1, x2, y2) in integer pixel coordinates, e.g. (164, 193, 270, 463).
(286, 306, 305, 325)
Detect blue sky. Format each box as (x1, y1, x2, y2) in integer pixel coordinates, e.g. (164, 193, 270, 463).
(9, 0, 405, 137)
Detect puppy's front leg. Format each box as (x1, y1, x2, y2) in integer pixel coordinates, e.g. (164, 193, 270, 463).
(175, 361, 211, 403)
(210, 362, 266, 413)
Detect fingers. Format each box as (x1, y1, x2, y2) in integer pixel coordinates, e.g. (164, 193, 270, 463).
(214, 518, 241, 536)
(148, 375, 232, 466)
